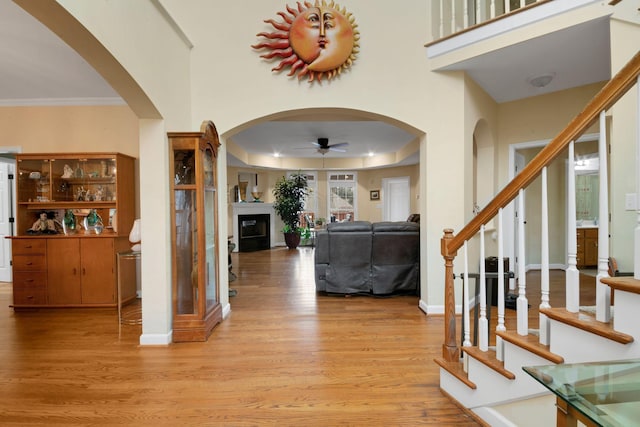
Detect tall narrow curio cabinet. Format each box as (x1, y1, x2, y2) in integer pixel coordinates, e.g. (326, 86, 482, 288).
(168, 121, 222, 342)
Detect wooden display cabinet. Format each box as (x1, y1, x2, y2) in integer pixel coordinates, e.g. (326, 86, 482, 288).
(11, 152, 136, 309)
(168, 121, 222, 342)
(576, 228, 598, 268)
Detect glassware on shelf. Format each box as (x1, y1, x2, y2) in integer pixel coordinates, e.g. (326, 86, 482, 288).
(63, 209, 76, 234)
(74, 163, 84, 178)
(82, 208, 104, 234)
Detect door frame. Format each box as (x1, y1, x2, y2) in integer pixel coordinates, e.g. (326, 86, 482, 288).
(506, 133, 598, 283)
(0, 150, 19, 282)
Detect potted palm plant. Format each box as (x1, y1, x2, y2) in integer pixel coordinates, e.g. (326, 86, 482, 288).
(272, 172, 309, 249)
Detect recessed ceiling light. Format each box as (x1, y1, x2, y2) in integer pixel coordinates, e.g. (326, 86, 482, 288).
(273, 152, 281, 158)
(527, 73, 555, 88)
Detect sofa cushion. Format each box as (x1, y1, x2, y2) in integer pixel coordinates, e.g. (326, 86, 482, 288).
(372, 221, 419, 232)
(371, 224, 419, 294)
(326, 221, 372, 232)
(325, 222, 372, 294)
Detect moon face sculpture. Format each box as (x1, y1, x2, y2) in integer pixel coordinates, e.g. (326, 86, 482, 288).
(252, 1, 359, 83)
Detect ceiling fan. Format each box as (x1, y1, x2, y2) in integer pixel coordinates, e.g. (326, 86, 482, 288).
(308, 137, 349, 154)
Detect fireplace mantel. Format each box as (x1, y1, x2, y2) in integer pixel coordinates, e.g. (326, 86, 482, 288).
(231, 203, 276, 252)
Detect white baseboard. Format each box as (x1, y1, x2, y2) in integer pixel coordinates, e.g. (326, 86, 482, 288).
(420, 301, 463, 315)
(222, 302, 232, 319)
(139, 331, 172, 346)
(525, 263, 566, 271)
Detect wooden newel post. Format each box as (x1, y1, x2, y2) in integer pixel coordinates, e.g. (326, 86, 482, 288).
(441, 228, 459, 361)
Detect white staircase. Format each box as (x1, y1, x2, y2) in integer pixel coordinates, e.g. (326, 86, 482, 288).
(436, 48, 640, 426)
(436, 273, 640, 426)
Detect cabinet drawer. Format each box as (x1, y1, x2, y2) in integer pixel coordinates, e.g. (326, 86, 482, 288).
(13, 271, 47, 289)
(13, 288, 48, 305)
(12, 254, 46, 271)
(12, 239, 47, 255)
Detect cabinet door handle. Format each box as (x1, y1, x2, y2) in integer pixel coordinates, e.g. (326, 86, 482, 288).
(26, 262, 33, 266)
(73, 268, 77, 275)
(82, 268, 86, 275)
(25, 245, 32, 249)
(25, 279, 34, 283)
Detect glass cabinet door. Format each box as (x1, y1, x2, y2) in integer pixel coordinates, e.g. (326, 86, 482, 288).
(174, 188, 198, 315)
(17, 158, 52, 203)
(172, 149, 198, 315)
(50, 157, 117, 203)
(203, 147, 217, 312)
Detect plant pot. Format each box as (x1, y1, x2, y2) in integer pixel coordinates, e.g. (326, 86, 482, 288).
(284, 232, 301, 249)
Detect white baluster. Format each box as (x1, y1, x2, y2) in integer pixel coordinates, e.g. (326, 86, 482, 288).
(462, 240, 471, 373)
(490, 0, 496, 20)
(517, 189, 529, 335)
(596, 110, 611, 322)
(479, 225, 488, 351)
(496, 208, 506, 361)
(463, 241, 472, 348)
(504, 0, 511, 13)
(439, 0, 445, 39)
(463, 0, 470, 29)
(566, 141, 580, 312)
(540, 167, 551, 345)
(635, 76, 640, 279)
(450, 1, 457, 36)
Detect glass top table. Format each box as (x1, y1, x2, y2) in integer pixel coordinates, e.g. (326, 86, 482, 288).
(523, 359, 640, 427)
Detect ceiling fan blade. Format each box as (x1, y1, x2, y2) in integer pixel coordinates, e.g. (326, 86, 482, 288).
(329, 142, 349, 149)
(329, 147, 347, 152)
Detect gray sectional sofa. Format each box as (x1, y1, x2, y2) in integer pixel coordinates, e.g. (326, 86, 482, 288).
(314, 220, 420, 296)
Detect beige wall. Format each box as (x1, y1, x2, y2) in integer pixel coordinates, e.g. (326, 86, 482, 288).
(0, 105, 141, 215)
(608, 19, 640, 272)
(0, 105, 138, 157)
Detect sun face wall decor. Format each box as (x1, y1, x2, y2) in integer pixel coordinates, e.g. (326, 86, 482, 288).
(251, 1, 360, 83)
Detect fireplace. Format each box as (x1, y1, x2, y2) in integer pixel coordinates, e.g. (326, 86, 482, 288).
(238, 214, 270, 252)
(231, 202, 276, 252)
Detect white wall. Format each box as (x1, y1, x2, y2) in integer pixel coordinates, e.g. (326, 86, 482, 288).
(160, 0, 468, 311)
(609, 19, 640, 273)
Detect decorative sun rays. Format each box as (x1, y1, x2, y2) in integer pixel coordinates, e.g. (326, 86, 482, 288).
(251, 1, 360, 83)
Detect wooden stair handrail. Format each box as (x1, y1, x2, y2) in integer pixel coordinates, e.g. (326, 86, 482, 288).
(442, 50, 640, 258)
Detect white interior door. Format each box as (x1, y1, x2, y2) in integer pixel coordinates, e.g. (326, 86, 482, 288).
(383, 176, 410, 221)
(0, 158, 15, 282)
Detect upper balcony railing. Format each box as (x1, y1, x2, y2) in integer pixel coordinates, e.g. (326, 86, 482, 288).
(430, 0, 551, 43)
(430, 0, 623, 46)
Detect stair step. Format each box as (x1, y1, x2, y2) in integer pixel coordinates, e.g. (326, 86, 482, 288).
(496, 330, 564, 364)
(601, 276, 640, 294)
(434, 357, 477, 389)
(540, 307, 634, 344)
(462, 347, 516, 380)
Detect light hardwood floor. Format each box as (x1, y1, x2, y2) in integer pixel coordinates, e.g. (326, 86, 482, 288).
(0, 247, 594, 426)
